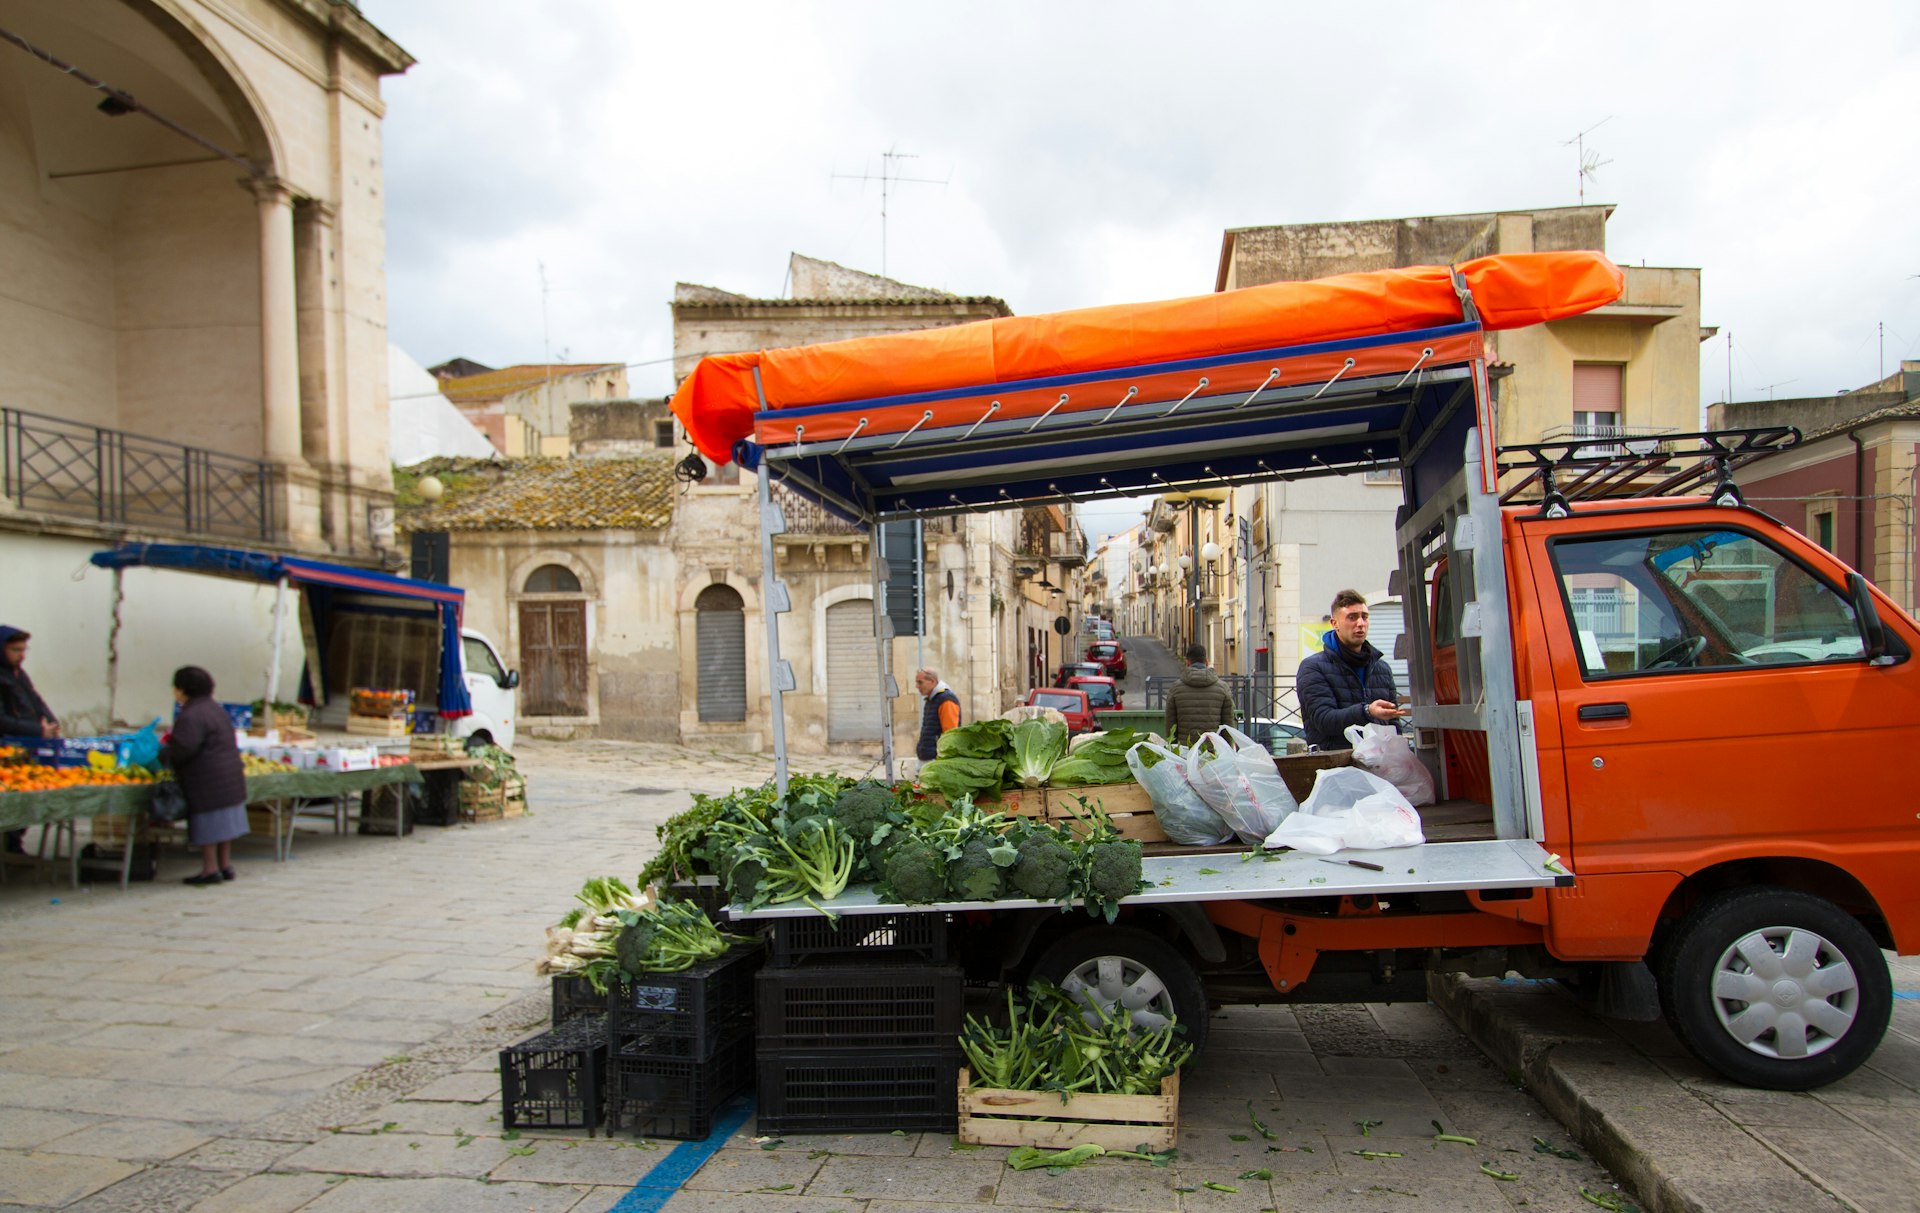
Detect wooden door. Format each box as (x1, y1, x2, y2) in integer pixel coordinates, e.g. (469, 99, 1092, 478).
(519, 600, 588, 716)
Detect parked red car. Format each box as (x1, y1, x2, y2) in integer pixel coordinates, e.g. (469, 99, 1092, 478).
(1066, 674, 1122, 715)
(1024, 687, 1094, 734)
(1053, 661, 1104, 686)
(1086, 639, 1127, 680)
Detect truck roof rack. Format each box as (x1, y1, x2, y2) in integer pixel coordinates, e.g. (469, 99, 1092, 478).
(1494, 425, 1802, 517)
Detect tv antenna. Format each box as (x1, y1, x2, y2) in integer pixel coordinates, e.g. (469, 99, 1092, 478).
(1564, 117, 1613, 204)
(538, 259, 552, 364)
(832, 145, 948, 279)
(1756, 379, 1798, 400)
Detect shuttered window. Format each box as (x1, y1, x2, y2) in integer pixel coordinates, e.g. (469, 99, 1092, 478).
(825, 599, 881, 741)
(695, 585, 747, 722)
(1572, 363, 1623, 413)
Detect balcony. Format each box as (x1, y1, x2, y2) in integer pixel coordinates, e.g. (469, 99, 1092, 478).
(1535, 422, 1678, 459)
(1048, 530, 1087, 566)
(2, 406, 273, 541)
(772, 482, 862, 537)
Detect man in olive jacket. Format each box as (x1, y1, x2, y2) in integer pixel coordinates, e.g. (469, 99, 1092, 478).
(1297, 589, 1406, 750)
(1163, 644, 1235, 744)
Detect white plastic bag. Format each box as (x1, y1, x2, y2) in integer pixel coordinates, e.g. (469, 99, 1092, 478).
(1186, 726, 1299, 844)
(1343, 723, 1436, 807)
(1127, 741, 1234, 846)
(1263, 766, 1425, 854)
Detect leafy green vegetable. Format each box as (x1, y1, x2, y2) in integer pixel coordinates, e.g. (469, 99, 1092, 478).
(961, 979, 1191, 1098)
(949, 835, 1008, 901)
(1008, 718, 1069, 787)
(612, 898, 739, 975)
(879, 834, 947, 904)
(1008, 1143, 1104, 1171)
(1048, 728, 1145, 785)
(936, 718, 1012, 760)
(917, 756, 1006, 801)
(1009, 824, 1077, 902)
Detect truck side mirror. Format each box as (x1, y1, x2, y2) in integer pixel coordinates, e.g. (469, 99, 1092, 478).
(1847, 572, 1890, 663)
(502, 669, 521, 690)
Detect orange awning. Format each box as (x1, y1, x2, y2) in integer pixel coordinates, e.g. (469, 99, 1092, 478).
(671, 251, 1622, 464)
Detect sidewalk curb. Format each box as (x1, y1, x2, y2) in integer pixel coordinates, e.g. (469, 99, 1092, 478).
(1429, 972, 1838, 1213)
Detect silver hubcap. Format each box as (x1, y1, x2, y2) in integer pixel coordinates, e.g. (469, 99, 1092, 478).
(1058, 955, 1175, 1032)
(1710, 926, 1859, 1060)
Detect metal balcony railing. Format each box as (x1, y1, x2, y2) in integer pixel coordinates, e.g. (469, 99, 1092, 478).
(772, 482, 861, 536)
(1, 406, 273, 540)
(1535, 421, 1677, 459)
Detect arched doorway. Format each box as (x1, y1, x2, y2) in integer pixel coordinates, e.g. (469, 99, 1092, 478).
(519, 564, 587, 716)
(695, 584, 747, 723)
(825, 599, 880, 742)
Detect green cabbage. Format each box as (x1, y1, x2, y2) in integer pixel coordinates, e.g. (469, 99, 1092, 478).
(936, 718, 1012, 761)
(918, 756, 1006, 801)
(1048, 728, 1143, 785)
(1008, 718, 1069, 788)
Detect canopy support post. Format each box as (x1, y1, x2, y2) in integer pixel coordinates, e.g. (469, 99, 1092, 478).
(871, 524, 897, 782)
(757, 468, 792, 795)
(266, 576, 288, 707)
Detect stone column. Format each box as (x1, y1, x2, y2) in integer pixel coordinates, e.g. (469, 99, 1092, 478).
(254, 177, 304, 465)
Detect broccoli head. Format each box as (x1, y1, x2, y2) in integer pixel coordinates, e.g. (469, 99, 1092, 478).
(1086, 838, 1144, 903)
(948, 835, 1007, 901)
(1010, 830, 1076, 902)
(879, 835, 947, 905)
(614, 917, 656, 977)
(721, 835, 772, 904)
(830, 780, 903, 877)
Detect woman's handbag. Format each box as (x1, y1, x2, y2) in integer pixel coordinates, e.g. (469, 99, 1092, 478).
(150, 780, 189, 826)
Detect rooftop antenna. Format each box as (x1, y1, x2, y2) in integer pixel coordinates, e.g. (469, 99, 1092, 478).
(833, 145, 948, 279)
(1757, 379, 1797, 400)
(538, 260, 552, 365)
(1564, 116, 1613, 204)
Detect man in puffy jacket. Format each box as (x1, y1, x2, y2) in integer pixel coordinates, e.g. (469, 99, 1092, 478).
(1297, 590, 1405, 750)
(1164, 644, 1235, 744)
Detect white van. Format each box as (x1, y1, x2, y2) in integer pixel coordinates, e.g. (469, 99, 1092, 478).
(458, 630, 518, 750)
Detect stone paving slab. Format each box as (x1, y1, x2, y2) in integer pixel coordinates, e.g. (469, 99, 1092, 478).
(1433, 971, 1920, 1212)
(2, 738, 1639, 1212)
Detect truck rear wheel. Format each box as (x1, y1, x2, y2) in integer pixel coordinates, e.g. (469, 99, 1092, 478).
(1656, 887, 1890, 1090)
(1029, 925, 1210, 1057)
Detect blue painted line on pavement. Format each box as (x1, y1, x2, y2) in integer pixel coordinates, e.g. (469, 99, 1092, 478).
(1895, 991, 1919, 1000)
(609, 1096, 756, 1213)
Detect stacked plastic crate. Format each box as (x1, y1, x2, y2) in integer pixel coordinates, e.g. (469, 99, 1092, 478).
(754, 912, 964, 1134)
(602, 942, 762, 1138)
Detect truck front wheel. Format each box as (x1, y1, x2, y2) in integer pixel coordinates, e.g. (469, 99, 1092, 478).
(1656, 887, 1890, 1090)
(1029, 925, 1210, 1057)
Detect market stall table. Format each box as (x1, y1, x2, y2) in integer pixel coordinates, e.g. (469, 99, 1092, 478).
(0, 764, 428, 889)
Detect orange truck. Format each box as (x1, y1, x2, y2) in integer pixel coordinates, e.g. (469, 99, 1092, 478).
(681, 251, 1919, 1090)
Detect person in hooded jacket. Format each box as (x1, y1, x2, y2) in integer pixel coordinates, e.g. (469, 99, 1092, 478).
(0, 625, 59, 854)
(1297, 589, 1406, 750)
(1163, 643, 1235, 744)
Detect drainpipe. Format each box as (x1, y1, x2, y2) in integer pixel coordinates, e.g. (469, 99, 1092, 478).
(1849, 429, 1867, 574)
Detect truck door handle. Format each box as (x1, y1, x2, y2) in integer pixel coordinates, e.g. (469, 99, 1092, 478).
(1577, 703, 1630, 722)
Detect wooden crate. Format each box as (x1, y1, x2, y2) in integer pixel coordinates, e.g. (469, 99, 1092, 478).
(919, 788, 1033, 817)
(957, 1068, 1178, 1151)
(346, 715, 410, 737)
(1273, 751, 1352, 803)
(1043, 783, 1167, 843)
(502, 774, 527, 819)
(459, 782, 505, 822)
(409, 733, 464, 758)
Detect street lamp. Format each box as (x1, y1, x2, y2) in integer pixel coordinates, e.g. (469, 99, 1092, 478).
(1200, 540, 1221, 563)
(1176, 552, 1193, 572)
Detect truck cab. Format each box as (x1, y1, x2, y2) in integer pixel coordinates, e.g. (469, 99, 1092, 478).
(458, 630, 519, 750)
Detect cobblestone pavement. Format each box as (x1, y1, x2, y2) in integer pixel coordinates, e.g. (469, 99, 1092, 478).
(0, 739, 1635, 1211)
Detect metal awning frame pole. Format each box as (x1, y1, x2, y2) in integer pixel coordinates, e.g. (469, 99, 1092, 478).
(265, 576, 288, 706)
(754, 369, 793, 795)
(871, 527, 897, 782)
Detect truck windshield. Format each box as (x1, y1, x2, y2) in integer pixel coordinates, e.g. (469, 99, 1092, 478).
(1551, 527, 1865, 675)
(463, 636, 505, 681)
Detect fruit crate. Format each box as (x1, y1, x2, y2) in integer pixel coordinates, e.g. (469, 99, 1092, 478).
(604, 1027, 753, 1139)
(458, 782, 506, 822)
(766, 911, 946, 967)
(606, 941, 761, 1056)
(755, 1046, 960, 1135)
(551, 973, 605, 1025)
(408, 733, 465, 758)
(499, 1014, 609, 1132)
(755, 963, 964, 1051)
(956, 1066, 1179, 1151)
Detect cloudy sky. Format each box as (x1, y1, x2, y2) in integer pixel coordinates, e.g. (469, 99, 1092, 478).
(372, 2, 1919, 538)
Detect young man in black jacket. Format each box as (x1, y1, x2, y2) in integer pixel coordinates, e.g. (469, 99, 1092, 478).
(0, 625, 59, 853)
(1296, 590, 1406, 750)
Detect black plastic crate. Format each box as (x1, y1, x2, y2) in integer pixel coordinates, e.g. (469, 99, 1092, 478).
(755, 963, 964, 1051)
(607, 942, 761, 1056)
(755, 1046, 960, 1135)
(500, 1015, 608, 1132)
(768, 911, 947, 967)
(604, 1027, 753, 1139)
(551, 974, 605, 1026)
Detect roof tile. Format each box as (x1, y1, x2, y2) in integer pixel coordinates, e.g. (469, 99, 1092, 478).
(410, 456, 675, 532)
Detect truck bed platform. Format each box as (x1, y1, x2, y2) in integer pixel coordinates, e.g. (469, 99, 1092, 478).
(729, 837, 1570, 920)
